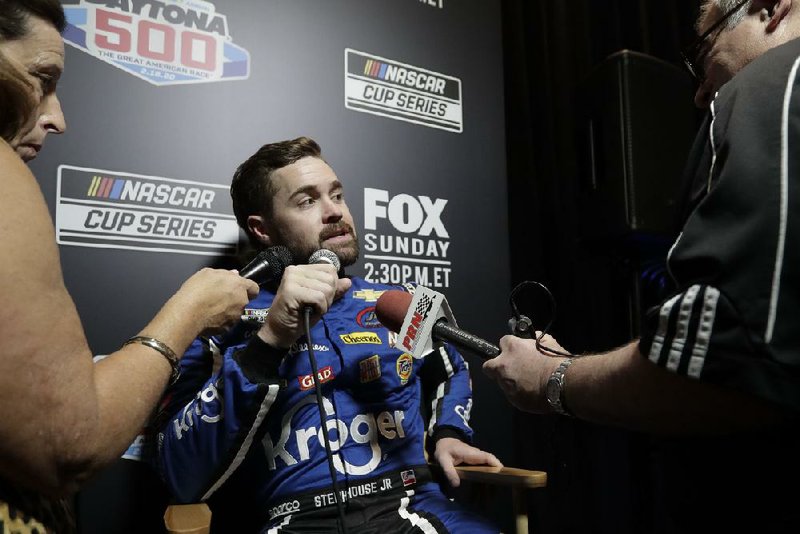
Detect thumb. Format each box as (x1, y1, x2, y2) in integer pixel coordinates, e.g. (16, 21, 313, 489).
(437, 452, 460, 488)
(335, 278, 352, 300)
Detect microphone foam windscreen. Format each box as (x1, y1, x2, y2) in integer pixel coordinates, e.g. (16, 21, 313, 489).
(253, 245, 292, 283)
(375, 290, 412, 333)
(308, 249, 341, 271)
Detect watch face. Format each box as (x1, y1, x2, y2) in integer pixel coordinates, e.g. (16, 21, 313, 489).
(546, 377, 560, 403)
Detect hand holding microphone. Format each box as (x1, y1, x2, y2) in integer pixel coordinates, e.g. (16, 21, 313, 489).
(257, 249, 351, 348)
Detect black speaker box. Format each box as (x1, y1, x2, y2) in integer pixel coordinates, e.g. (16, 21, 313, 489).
(578, 49, 698, 238)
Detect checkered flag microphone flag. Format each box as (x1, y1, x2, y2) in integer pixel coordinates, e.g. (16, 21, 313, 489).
(415, 293, 434, 316)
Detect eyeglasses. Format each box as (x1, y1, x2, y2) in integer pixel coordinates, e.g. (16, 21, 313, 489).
(681, 0, 750, 83)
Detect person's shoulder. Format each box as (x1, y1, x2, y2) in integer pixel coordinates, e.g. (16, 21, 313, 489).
(732, 37, 800, 89)
(0, 138, 26, 170)
(716, 38, 800, 117)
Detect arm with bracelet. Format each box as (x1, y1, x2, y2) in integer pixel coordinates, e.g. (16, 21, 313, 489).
(0, 143, 258, 497)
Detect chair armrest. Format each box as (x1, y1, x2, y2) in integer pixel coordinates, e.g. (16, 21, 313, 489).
(453, 465, 547, 489)
(164, 503, 212, 534)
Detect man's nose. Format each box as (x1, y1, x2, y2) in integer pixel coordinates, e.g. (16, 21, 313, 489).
(39, 93, 66, 134)
(321, 198, 343, 223)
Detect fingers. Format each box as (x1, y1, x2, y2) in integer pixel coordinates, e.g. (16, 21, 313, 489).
(476, 451, 503, 468)
(260, 264, 343, 347)
(437, 454, 460, 488)
(243, 278, 260, 299)
(460, 447, 503, 468)
(281, 264, 340, 313)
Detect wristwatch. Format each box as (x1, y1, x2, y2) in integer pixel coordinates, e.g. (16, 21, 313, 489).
(545, 358, 574, 416)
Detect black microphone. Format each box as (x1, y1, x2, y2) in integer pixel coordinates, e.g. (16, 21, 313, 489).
(239, 246, 293, 285)
(375, 290, 500, 360)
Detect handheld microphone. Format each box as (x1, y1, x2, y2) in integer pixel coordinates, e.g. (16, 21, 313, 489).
(308, 249, 341, 270)
(239, 246, 293, 286)
(375, 290, 500, 360)
(303, 250, 342, 316)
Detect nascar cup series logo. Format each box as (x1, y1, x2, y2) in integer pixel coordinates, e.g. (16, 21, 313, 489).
(61, 0, 250, 85)
(344, 49, 463, 133)
(56, 165, 239, 255)
(363, 188, 452, 288)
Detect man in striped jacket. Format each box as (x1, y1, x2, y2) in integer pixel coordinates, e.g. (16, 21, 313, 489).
(485, 1, 800, 532)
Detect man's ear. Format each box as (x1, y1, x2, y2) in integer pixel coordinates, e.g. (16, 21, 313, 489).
(759, 0, 791, 32)
(247, 214, 272, 247)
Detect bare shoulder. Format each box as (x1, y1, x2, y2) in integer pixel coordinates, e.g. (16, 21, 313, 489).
(0, 140, 80, 349)
(0, 140, 63, 288)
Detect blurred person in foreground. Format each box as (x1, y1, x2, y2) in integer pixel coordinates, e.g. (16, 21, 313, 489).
(0, 1, 258, 531)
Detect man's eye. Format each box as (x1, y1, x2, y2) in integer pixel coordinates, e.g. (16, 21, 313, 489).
(298, 198, 315, 207)
(34, 73, 56, 93)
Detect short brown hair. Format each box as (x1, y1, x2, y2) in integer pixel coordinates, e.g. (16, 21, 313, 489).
(230, 136, 323, 245)
(0, 0, 66, 39)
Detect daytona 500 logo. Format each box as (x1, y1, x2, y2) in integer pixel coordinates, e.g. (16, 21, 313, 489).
(62, 0, 250, 85)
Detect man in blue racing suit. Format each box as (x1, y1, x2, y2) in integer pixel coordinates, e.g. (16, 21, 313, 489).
(155, 136, 501, 533)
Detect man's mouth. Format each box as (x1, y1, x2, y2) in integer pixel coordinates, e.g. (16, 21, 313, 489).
(321, 225, 353, 244)
(18, 143, 42, 162)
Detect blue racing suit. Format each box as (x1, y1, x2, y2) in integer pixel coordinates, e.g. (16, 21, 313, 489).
(154, 277, 497, 533)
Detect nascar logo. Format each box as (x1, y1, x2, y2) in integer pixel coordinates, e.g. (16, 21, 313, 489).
(345, 49, 463, 133)
(56, 165, 239, 256)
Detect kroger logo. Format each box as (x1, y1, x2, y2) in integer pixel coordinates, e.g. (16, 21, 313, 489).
(263, 396, 407, 476)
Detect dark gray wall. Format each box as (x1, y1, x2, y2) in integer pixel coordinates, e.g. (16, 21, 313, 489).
(32, 0, 510, 531)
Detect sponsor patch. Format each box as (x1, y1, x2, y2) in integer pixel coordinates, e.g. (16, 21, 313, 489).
(359, 355, 382, 383)
(298, 366, 335, 391)
(340, 332, 382, 345)
(345, 49, 463, 133)
(56, 165, 238, 255)
(263, 396, 407, 475)
(396, 353, 413, 385)
(289, 342, 330, 355)
(62, 0, 250, 86)
(353, 289, 385, 302)
(401, 469, 416, 487)
(356, 306, 382, 328)
(242, 308, 268, 324)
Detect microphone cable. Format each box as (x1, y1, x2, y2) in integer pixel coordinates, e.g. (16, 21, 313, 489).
(509, 280, 573, 357)
(303, 306, 349, 534)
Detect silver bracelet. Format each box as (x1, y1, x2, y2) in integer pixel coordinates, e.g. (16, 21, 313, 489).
(123, 335, 181, 385)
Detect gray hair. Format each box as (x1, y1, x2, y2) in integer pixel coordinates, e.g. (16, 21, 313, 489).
(699, 0, 752, 32)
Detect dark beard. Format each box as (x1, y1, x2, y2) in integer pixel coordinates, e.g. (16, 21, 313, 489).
(274, 222, 359, 267)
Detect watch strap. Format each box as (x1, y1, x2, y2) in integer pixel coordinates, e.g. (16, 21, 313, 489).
(547, 358, 574, 416)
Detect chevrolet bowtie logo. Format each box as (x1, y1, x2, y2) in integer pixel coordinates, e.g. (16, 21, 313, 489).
(353, 289, 385, 302)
